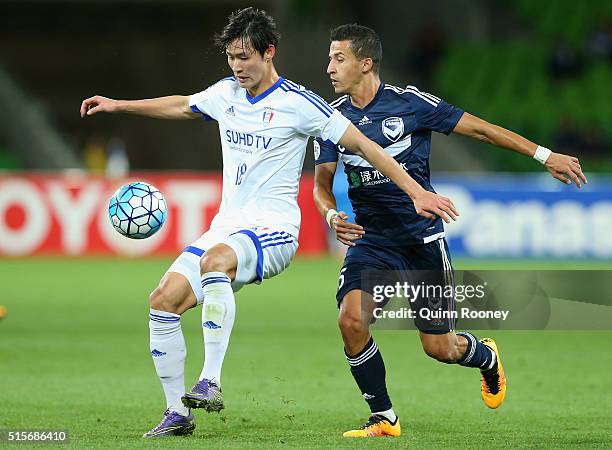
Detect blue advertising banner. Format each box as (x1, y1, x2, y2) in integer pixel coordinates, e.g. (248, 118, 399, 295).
(333, 172, 612, 259)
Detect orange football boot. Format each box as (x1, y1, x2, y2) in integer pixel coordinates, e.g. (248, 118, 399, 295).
(480, 338, 507, 409)
(342, 415, 401, 437)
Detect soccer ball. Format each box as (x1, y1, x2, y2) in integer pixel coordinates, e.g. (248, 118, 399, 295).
(108, 182, 167, 239)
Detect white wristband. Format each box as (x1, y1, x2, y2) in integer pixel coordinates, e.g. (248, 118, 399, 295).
(325, 209, 338, 229)
(533, 145, 552, 164)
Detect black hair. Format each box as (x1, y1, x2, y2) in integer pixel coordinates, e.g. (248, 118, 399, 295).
(214, 7, 280, 56)
(330, 24, 382, 73)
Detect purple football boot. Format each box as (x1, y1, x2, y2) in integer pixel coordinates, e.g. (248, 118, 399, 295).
(142, 409, 195, 438)
(181, 378, 224, 412)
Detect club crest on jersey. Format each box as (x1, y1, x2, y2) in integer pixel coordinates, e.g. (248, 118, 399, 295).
(382, 117, 404, 142)
(262, 107, 274, 125)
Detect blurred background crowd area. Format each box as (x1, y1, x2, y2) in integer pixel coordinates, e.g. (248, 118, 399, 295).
(0, 0, 610, 174)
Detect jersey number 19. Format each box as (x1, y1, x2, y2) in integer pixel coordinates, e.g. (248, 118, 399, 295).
(235, 163, 247, 186)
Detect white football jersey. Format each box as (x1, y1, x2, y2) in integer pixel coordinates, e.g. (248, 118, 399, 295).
(189, 76, 350, 237)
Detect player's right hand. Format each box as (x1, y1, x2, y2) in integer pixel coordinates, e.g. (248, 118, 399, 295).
(331, 211, 365, 247)
(412, 190, 459, 223)
(80, 95, 117, 117)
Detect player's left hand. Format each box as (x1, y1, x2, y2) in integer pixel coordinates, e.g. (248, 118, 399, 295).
(412, 190, 459, 223)
(545, 152, 588, 188)
(331, 211, 365, 247)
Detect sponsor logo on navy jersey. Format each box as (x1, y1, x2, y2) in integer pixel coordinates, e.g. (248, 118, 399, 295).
(349, 171, 362, 188)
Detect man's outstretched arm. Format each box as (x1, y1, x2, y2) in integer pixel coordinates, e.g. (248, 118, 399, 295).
(338, 123, 459, 223)
(453, 112, 588, 188)
(80, 95, 199, 120)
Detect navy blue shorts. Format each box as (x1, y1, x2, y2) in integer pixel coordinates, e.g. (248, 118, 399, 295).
(336, 238, 455, 334)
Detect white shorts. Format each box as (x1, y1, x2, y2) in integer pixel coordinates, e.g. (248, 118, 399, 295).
(166, 226, 298, 304)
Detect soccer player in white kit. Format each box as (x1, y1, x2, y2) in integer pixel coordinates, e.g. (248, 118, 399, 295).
(80, 7, 458, 438)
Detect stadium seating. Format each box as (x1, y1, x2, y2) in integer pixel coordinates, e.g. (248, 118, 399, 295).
(434, 0, 611, 171)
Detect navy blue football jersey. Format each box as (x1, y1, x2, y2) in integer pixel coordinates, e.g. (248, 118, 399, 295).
(314, 83, 464, 246)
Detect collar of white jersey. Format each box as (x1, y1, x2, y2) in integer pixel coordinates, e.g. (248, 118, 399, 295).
(245, 77, 285, 105)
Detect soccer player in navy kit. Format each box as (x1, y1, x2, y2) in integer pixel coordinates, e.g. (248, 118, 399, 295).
(314, 24, 587, 437)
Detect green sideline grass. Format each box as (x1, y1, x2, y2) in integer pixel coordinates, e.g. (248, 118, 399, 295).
(0, 257, 611, 449)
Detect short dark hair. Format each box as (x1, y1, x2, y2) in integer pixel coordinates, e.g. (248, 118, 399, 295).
(214, 7, 280, 56)
(330, 24, 382, 73)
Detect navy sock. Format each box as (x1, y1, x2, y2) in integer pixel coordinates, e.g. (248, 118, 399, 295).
(456, 332, 496, 370)
(346, 337, 392, 413)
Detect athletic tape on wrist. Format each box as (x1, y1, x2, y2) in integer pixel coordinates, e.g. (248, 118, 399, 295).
(325, 209, 338, 229)
(534, 145, 552, 164)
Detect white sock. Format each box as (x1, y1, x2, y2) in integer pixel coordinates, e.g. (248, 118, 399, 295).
(149, 309, 189, 416)
(199, 272, 236, 385)
(374, 408, 397, 423)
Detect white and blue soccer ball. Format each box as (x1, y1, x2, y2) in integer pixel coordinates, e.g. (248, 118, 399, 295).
(108, 182, 167, 239)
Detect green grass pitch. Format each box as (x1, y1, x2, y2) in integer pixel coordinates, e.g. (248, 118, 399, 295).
(1, 257, 611, 449)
